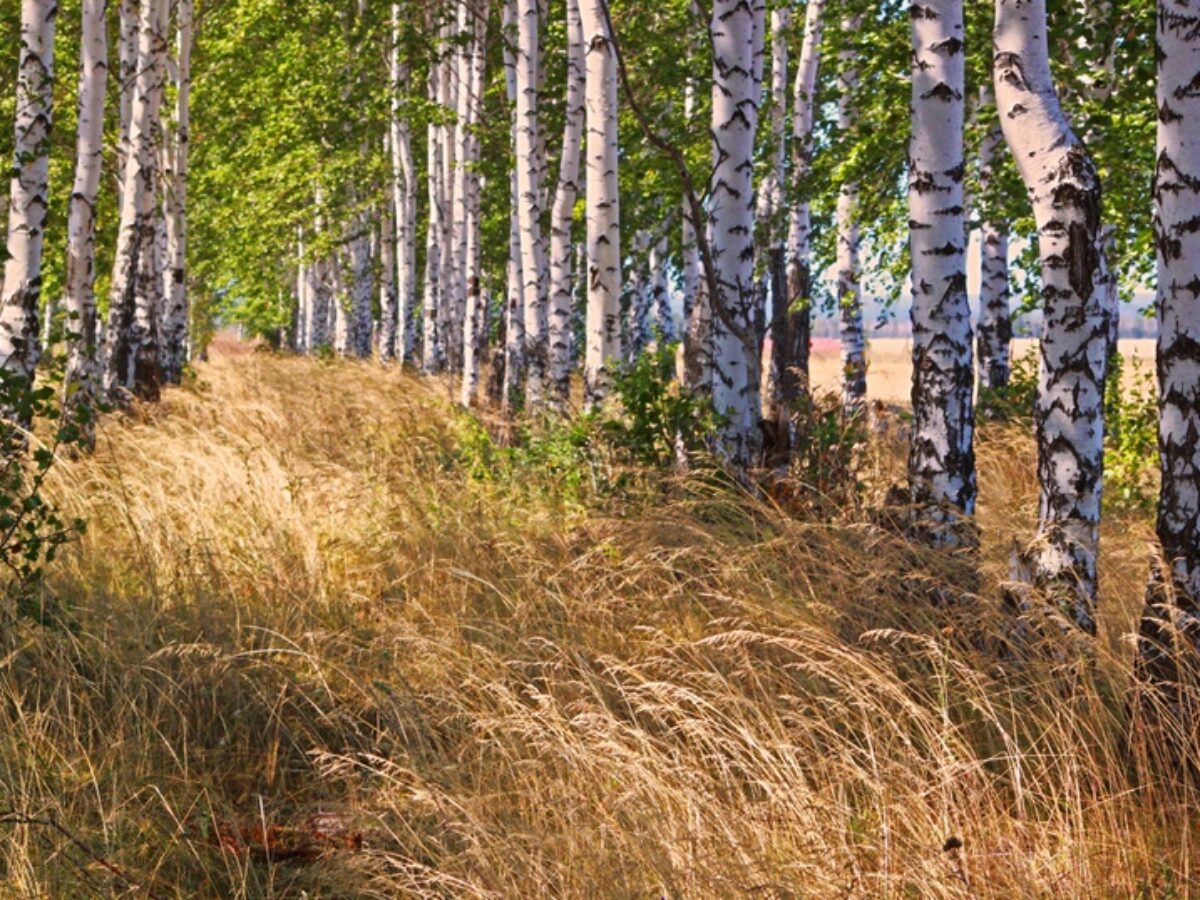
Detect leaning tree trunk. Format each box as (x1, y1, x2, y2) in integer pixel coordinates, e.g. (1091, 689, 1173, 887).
(708, 0, 766, 470)
(1136, 0, 1200, 697)
(160, 0, 193, 385)
(547, 0, 586, 406)
(580, 0, 622, 407)
(63, 0, 108, 435)
(779, 0, 825, 433)
(515, 0, 549, 407)
(994, 0, 1108, 631)
(907, 0, 976, 543)
(976, 89, 1012, 404)
(0, 0, 56, 384)
(835, 16, 866, 418)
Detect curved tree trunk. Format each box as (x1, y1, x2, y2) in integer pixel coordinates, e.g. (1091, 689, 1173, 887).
(0, 0, 56, 384)
(548, 0, 586, 405)
(835, 16, 866, 419)
(1136, 0, 1200, 694)
(994, 0, 1108, 630)
(580, 0, 622, 407)
(907, 0, 976, 543)
(160, 0, 193, 385)
(63, 0, 108, 436)
(976, 92, 1012, 403)
(708, 0, 766, 470)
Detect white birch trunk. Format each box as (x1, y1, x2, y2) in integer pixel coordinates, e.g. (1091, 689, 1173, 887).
(116, 0, 139, 195)
(836, 16, 866, 418)
(709, 0, 767, 469)
(63, 0, 108, 423)
(160, 0, 192, 384)
(580, 0, 621, 406)
(627, 230, 651, 361)
(439, 13, 460, 373)
(0, 0, 56, 382)
(651, 234, 672, 343)
(778, 0, 824, 425)
(380, 191, 398, 363)
(976, 99, 1011, 398)
(502, 0, 527, 411)
(907, 0, 975, 542)
(349, 217, 373, 358)
(390, 4, 417, 364)
(1138, 0, 1200, 683)
(104, 0, 168, 400)
(516, 0, 549, 406)
(422, 44, 443, 375)
(761, 5, 790, 426)
(548, 0, 586, 405)
(994, 0, 1108, 628)
(460, 3, 488, 407)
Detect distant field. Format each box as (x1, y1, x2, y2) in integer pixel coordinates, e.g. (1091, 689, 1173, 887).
(809, 337, 1157, 405)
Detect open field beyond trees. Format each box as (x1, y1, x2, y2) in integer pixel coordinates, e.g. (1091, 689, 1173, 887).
(0, 342, 1189, 898)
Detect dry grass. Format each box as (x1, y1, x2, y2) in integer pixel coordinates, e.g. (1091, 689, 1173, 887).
(811, 338, 1157, 405)
(0, 339, 1194, 897)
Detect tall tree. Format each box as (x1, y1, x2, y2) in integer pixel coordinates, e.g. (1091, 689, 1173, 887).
(516, 0, 549, 406)
(63, 0, 109, 430)
(907, 0, 975, 542)
(460, 0, 488, 406)
(975, 90, 1011, 403)
(390, 3, 417, 364)
(994, 0, 1109, 629)
(708, 0, 766, 469)
(422, 21, 443, 376)
(835, 16, 866, 418)
(1137, 0, 1200, 692)
(160, 0, 194, 385)
(581, 0, 622, 407)
(761, 4, 790, 431)
(548, 0, 586, 405)
(0, 0, 56, 383)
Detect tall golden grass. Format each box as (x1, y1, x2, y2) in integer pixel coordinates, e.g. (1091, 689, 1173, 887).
(0, 340, 1192, 897)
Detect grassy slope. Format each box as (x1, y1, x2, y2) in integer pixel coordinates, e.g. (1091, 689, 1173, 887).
(0, 340, 1191, 898)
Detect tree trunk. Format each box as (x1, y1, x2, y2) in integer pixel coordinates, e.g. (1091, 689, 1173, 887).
(460, 1, 488, 407)
(835, 16, 866, 419)
(516, 0, 548, 406)
(1136, 0, 1200, 694)
(651, 234, 672, 343)
(116, 0, 138, 195)
(994, 0, 1108, 630)
(380, 187, 398, 363)
(0, 0, 56, 383)
(548, 0, 586, 406)
(349, 215, 373, 358)
(680, 2, 703, 383)
(63, 0, 108, 435)
(779, 0, 824, 432)
(627, 230, 651, 360)
(761, 5, 790, 428)
(160, 0, 193, 385)
(104, 0, 168, 401)
(976, 101, 1012, 402)
(440, 12, 461, 374)
(907, 0, 976, 543)
(390, 4, 417, 364)
(580, 0, 622, 407)
(709, 0, 766, 470)
(422, 38, 443, 376)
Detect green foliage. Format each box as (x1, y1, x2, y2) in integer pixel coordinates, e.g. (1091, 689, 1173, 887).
(980, 347, 1040, 422)
(0, 369, 87, 622)
(788, 390, 867, 509)
(1104, 355, 1158, 513)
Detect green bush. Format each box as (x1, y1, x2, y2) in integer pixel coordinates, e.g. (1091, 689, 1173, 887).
(0, 369, 88, 619)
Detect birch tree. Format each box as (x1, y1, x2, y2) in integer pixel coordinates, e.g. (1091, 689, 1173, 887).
(761, 5, 790, 429)
(502, 0, 526, 411)
(460, 2, 488, 406)
(1137, 0, 1200, 690)
(422, 36, 443, 375)
(390, 3, 417, 364)
(380, 189, 398, 363)
(160, 0, 193, 385)
(708, 0, 766, 469)
(104, 0, 169, 400)
(516, 0, 549, 406)
(63, 0, 109, 426)
(778, 0, 825, 434)
(548, 0, 586, 405)
(835, 17, 866, 419)
(907, 0, 976, 541)
(994, 0, 1109, 629)
(581, 0, 622, 406)
(976, 97, 1012, 400)
(0, 0, 56, 383)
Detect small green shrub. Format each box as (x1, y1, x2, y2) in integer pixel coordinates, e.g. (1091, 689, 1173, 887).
(1104, 355, 1157, 513)
(0, 369, 88, 619)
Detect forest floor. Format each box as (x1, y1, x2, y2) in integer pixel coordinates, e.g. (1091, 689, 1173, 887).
(0, 337, 1193, 897)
